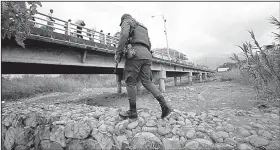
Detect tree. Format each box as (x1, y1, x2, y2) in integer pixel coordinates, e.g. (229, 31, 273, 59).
(1, 1, 41, 48)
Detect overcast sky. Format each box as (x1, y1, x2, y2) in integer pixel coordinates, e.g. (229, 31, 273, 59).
(37, 2, 279, 61)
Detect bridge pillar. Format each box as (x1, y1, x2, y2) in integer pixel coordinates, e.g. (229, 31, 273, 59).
(136, 80, 142, 95)
(159, 70, 166, 92)
(199, 72, 203, 82)
(174, 77, 178, 86)
(116, 74, 123, 93)
(188, 72, 193, 85)
(180, 76, 182, 85)
(205, 73, 208, 81)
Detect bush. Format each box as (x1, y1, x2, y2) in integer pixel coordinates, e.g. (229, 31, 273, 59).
(231, 16, 280, 106)
(1, 74, 118, 101)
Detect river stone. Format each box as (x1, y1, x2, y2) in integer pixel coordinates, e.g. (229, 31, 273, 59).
(142, 126, 157, 133)
(115, 135, 129, 149)
(115, 120, 129, 131)
(185, 140, 199, 150)
(15, 126, 34, 146)
(186, 130, 196, 139)
(37, 125, 51, 140)
(249, 136, 269, 147)
(197, 126, 207, 133)
(249, 122, 265, 130)
(213, 117, 222, 122)
(237, 143, 254, 150)
(2, 124, 7, 138)
(40, 140, 51, 150)
(185, 119, 192, 125)
(217, 131, 229, 139)
(178, 116, 185, 121)
(158, 125, 171, 135)
(138, 117, 146, 127)
(194, 138, 214, 149)
(169, 118, 177, 125)
(180, 137, 187, 146)
(4, 126, 16, 150)
(266, 140, 280, 150)
(25, 113, 39, 127)
(66, 140, 84, 150)
(146, 119, 157, 127)
(224, 124, 235, 132)
(14, 145, 28, 150)
(82, 138, 101, 150)
(237, 128, 251, 137)
(125, 130, 133, 138)
(216, 126, 224, 131)
(215, 143, 234, 150)
(127, 121, 138, 129)
(64, 121, 91, 139)
(2, 114, 16, 127)
(131, 132, 163, 150)
(50, 141, 64, 150)
(162, 138, 181, 150)
(210, 132, 223, 143)
(50, 125, 66, 147)
(177, 121, 185, 125)
(92, 131, 113, 150)
(258, 130, 272, 139)
(196, 131, 208, 138)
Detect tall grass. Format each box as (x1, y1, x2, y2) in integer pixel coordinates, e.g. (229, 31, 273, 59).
(230, 16, 280, 106)
(1, 74, 117, 101)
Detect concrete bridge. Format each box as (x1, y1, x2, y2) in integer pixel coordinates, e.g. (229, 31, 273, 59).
(1, 12, 213, 93)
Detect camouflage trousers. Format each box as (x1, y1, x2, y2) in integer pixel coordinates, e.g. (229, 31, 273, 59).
(124, 59, 162, 107)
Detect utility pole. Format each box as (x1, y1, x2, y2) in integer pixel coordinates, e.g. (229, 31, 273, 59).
(152, 14, 171, 60)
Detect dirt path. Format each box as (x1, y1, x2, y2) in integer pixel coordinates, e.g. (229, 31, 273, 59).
(11, 80, 258, 112)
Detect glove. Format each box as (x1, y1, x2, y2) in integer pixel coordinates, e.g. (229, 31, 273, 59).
(114, 54, 121, 63)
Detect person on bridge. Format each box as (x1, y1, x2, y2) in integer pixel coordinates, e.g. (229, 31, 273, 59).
(46, 9, 55, 31)
(114, 14, 172, 119)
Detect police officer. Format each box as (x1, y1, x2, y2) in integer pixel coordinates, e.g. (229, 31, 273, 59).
(114, 14, 172, 119)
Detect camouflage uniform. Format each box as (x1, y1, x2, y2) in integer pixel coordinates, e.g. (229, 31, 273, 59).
(115, 14, 172, 119)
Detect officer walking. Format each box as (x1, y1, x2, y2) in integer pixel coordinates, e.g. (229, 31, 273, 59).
(114, 14, 172, 119)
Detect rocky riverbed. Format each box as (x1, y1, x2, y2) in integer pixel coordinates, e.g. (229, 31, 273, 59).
(2, 100, 279, 150)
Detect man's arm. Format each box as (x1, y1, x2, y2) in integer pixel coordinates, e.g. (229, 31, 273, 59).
(115, 20, 131, 57)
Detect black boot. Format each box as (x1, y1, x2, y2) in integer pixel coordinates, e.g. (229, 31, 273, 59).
(156, 95, 172, 119)
(119, 100, 138, 119)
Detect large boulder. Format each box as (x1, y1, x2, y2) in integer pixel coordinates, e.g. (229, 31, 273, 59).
(64, 121, 91, 139)
(162, 138, 181, 150)
(131, 132, 163, 150)
(50, 125, 66, 148)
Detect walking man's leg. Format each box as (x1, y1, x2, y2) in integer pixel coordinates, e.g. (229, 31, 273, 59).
(140, 60, 172, 119)
(119, 60, 141, 119)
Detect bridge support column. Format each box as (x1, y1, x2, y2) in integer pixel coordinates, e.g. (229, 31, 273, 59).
(174, 77, 178, 86)
(188, 72, 193, 85)
(116, 74, 123, 93)
(180, 77, 182, 85)
(205, 73, 208, 81)
(136, 81, 142, 95)
(199, 72, 203, 83)
(153, 70, 166, 92)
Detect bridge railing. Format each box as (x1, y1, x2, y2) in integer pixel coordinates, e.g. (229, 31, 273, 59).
(29, 12, 211, 72)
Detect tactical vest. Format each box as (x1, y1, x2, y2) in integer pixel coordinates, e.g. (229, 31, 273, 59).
(129, 20, 150, 50)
